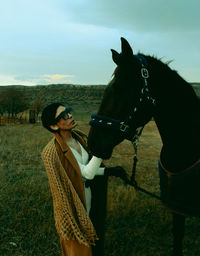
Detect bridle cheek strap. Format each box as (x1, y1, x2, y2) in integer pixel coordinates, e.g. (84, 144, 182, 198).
(89, 55, 161, 200)
(89, 54, 155, 139)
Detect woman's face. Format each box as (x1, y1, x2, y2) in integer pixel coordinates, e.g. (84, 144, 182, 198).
(55, 106, 77, 131)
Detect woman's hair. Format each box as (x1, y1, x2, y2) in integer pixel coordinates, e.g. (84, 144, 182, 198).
(41, 103, 64, 133)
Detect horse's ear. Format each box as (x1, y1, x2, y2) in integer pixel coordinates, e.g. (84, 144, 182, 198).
(111, 49, 121, 65)
(121, 37, 133, 57)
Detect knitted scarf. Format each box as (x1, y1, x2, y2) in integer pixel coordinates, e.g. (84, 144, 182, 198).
(42, 138, 98, 246)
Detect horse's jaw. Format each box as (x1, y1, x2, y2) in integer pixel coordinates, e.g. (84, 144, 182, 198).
(87, 137, 114, 160)
(88, 143, 113, 160)
(93, 151, 112, 160)
(88, 127, 124, 159)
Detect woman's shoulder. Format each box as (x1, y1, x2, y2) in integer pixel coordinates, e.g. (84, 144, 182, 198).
(41, 138, 57, 160)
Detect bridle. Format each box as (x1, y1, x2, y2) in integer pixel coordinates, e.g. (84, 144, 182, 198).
(89, 54, 156, 142)
(89, 54, 161, 200)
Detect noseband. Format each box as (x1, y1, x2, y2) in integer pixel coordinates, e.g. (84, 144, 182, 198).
(89, 54, 156, 142)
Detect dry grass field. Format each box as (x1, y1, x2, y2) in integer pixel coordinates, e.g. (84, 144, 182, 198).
(0, 117, 199, 256)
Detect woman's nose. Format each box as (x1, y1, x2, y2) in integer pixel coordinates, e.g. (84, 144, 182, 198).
(68, 113, 72, 118)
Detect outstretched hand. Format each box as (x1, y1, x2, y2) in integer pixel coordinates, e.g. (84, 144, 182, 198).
(105, 166, 130, 184)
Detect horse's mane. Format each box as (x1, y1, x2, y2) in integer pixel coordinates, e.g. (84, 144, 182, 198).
(141, 54, 200, 127)
(142, 54, 198, 98)
(140, 53, 181, 79)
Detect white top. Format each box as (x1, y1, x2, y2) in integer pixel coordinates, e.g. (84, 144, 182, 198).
(69, 142, 105, 214)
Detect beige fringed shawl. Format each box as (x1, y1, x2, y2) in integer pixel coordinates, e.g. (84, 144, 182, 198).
(42, 137, 98, 246)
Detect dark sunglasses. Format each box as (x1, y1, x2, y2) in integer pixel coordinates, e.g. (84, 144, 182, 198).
(55, 107, 73, 123)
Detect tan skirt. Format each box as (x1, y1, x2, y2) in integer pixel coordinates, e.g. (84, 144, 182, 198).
(60, 238, 92, 256)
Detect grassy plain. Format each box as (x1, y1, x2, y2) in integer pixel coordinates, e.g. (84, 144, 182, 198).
(0, 117, 199, 256)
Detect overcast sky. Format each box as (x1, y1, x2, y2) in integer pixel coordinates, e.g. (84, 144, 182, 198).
(0, 0, 199, 85)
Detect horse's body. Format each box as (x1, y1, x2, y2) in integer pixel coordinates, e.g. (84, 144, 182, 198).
(88, 38, 200, 256)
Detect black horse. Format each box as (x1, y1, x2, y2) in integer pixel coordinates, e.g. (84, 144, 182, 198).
(88, 38, 200, 256)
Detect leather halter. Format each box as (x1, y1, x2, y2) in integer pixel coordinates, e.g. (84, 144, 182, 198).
(89, 55, 162, 200)
(89, 54, 156, 142)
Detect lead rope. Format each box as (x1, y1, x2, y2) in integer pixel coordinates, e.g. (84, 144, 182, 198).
(129, 127, 161, 201)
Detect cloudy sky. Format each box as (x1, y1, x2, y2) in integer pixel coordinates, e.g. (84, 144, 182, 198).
(0, 0, 199, 85)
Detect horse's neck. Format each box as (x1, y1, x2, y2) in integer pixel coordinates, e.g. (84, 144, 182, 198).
(149, 63, 200, 172)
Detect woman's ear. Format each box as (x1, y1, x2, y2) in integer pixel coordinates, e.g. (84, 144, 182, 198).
(50, 124, 59, 131)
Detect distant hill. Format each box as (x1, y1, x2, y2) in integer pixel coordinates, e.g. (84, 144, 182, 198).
(0, 84, 107, 114)
(0, 83, 199, 114)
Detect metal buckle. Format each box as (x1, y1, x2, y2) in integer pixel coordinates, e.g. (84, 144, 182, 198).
(120, 122, 129, 132)
(141, 68, 149, 78)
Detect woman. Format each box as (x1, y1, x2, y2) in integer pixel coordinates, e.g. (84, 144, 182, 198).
(41, 103, 128, 256)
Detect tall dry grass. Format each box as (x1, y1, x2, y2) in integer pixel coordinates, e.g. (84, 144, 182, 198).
(0, 121, 199, 256)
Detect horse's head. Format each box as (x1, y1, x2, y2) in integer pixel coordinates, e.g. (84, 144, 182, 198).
(88, 38, 155, 159)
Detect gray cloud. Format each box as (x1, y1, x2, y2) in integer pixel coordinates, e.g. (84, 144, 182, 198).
(0, 0, 199, 85)
(62, 0, 200, 32)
